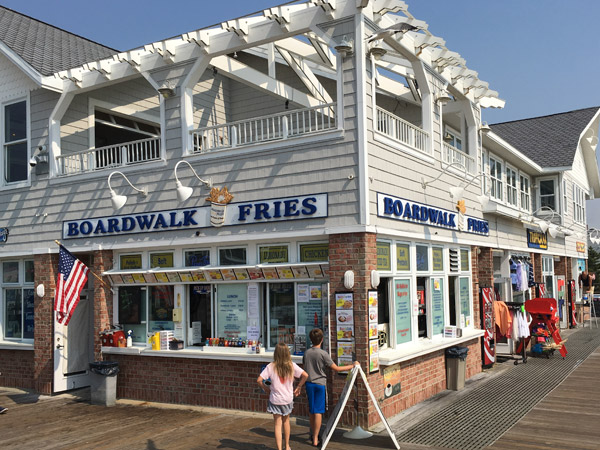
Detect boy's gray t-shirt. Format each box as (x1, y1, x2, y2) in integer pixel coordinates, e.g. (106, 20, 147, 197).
(303, 346, 334, 385)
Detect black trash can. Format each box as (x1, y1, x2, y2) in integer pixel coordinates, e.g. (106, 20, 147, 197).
(89, 361, 119, 406)
(445, 346, 468, 391)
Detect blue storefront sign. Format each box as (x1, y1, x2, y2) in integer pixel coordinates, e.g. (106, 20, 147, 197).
(0, 227, 8, 243)
(376, 193, 489, 236)
(63, 193, 328, 239)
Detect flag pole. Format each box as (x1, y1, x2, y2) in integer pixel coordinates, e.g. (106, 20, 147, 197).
(54, 240, 113, 292)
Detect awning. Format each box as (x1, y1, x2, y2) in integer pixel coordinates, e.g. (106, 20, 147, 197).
(102, 262, 328, 285)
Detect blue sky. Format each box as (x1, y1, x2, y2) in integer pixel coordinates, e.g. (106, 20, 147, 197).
(4, 0, 600, 224)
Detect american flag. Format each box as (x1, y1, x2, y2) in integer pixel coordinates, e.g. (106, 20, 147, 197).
(54, 245, 89, 326)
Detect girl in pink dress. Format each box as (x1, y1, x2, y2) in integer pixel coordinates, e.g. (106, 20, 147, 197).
(257, 343, 308, 450)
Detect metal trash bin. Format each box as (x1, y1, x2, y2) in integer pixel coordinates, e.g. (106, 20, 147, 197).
(445, 346, 468, 391)
(89, 361, 119, 406)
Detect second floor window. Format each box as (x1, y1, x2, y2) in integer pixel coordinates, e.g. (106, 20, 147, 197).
(562, 180, 569, 216)
(539, 179, 556, 211)
(506, 167, 518, 206)
(520, 175, 530, 211)
(573, 184, 586, 224)
(4, 100, 27, 184)
(489, 157, 503, 201)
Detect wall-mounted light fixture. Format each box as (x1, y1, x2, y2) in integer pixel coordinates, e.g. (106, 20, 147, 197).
(589, 228, 600, 245)
(108, 171, 148, 210)
(370, 270, 380, 289)
(344, 270, 355, 290)
(368, 41, 387, 60)
(29, 145, 49, 167)
(157, 80, 176, 99)
(174, 160, 213, 202)
(521, 206, 570, 238)
(335, 35, 353, 58)
(436, 92, 452, 106)
(479, 122, 491, 135)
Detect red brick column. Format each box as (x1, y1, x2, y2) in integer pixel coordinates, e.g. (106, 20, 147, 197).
(34, 253, 58, 394)
(471, 246, 482, 328)
(477, 247, 493, 289)
(532, 252, 542, 283)
(328, 232, 376, 428)
(93, 250, 113, 361)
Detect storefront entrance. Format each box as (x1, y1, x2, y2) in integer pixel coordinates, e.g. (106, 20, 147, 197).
(53, 289, 94, 392)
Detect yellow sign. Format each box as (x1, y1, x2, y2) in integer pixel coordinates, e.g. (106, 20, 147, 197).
(299, 243, 329, 262)
(396, 244, 410, 271)
(377, 242, 391, 270)
(120, 254, 142, 270)
(150, 253, 174, 268)
(260, 246, 289, 263)
(432, 247, 443, 271)
(576, 242, 586, 253)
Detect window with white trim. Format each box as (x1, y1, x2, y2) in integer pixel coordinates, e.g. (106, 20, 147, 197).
(489, 156, 503, 201)
(562, 179, 568, 216)
(1, 259, 34, 342)
(520, 174, 530, 212)
(3, 100, 28, 185)
(506, 166, 518, 207)
(539, 179, 556, 211)
(573, 184, 586, 224)
(444, 127, 462, 150)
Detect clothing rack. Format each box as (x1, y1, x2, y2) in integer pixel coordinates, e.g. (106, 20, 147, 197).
(495, 301, 528, 365)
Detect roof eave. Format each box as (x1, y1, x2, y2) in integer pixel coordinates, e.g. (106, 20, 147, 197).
(0, 40, 63, 92)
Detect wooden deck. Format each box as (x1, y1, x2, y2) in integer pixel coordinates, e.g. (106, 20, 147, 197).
(2, 347, 599, 449)
(490, 348, 600, 450)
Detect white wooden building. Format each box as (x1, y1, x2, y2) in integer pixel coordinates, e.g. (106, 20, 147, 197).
(0, 0, 597, 428)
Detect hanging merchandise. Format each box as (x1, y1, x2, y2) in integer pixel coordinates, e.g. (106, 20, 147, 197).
(510, 259, 518, 292)
(480, 287, 495, 367)
(528, 262, 535, 287)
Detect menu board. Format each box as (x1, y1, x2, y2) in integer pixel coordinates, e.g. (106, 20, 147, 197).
(335, 292, 354, 366)
(216, 284, 247, 339)
(220, 269, 237, 281)
(431, 278, 445, 335)
(369, 340, 379, 372)
(276, 266, 294, 279)
(234, 269, 250, 280)
(154, 273, 169, 283)
(143, 273, 157, 283)
(459, 277, 470, 325)
(394, 279, 411, 345)
(192, 271, 207, 282)
(291, 266, 309, 278)
(132, 273, 146, 284)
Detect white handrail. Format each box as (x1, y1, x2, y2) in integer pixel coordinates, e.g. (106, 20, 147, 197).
(56, 137, 161, 176)
(191, 103, 336, 153)
(375, 107, 430, 155)
(442, 142, 475, 174)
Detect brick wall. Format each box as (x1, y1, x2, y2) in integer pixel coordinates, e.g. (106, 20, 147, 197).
(328, 232, 376, 427)
(110, 355, 310, 415)
(0, 350, 34, 389)
(93, 250, 113, 361)
(532, 252, 542, 283)
(33, 253, 58, 394)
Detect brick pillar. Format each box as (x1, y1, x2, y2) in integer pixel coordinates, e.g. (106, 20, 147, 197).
(34, 253, 58, 394)
(555, 256, 567, 279)
(532, 253, 542, 283)
(93, 250, 113, 361)
(471, 246, 483, 328)
(328, 232, 376, 428)
(477, 247, 493, 288)
(566, 257, 573, 281)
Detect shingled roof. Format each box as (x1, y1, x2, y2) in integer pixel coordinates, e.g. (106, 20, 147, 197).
(490, 107, 600, 168)
(0, 6, 117, 76)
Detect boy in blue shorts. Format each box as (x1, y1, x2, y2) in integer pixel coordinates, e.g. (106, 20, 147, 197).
(303, 328, 359, 447)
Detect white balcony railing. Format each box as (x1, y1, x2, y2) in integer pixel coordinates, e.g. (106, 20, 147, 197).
(375, 107, 430, 155)
(191, 103, 336, 153)
(56, 137, 161, 176)
(442, 142, 476, 174)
